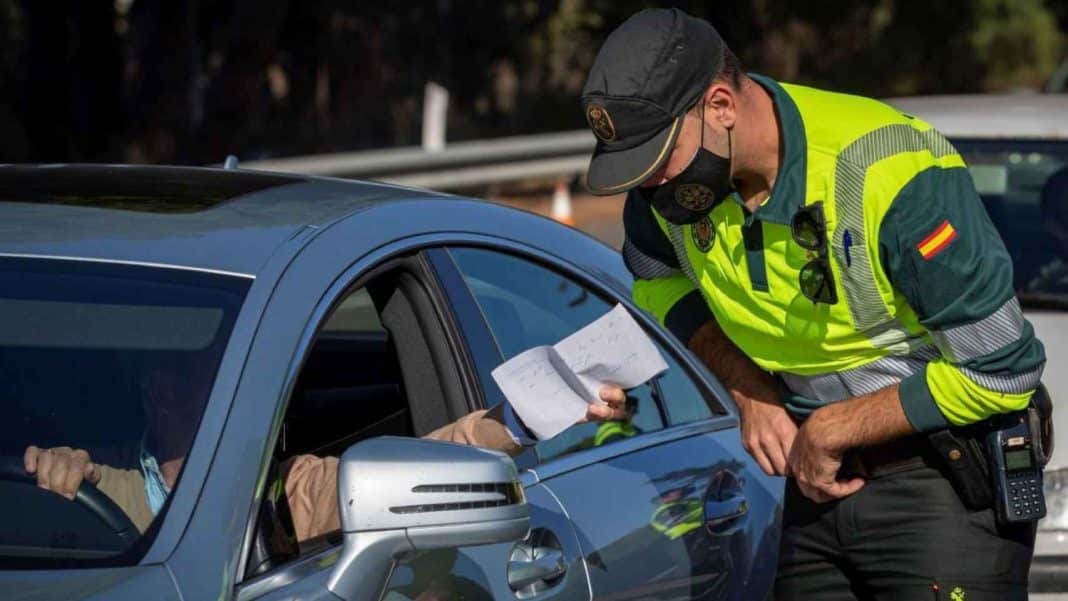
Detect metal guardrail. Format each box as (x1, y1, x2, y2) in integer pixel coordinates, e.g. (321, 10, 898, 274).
(240, 129, 597, 189)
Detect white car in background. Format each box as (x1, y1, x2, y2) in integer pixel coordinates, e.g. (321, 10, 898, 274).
(889, 94, 1068, 599)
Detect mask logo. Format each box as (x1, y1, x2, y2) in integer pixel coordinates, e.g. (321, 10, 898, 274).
(586, 105, 616, 142)
(692, 215, 715, 252)
(675, 183, 717, 212)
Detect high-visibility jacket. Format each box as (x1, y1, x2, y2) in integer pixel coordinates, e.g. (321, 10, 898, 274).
(624, 74, 1045, 431)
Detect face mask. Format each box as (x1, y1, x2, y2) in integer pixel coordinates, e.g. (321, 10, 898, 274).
(140, 444, 172, 516)
(650, 104, 733, 225)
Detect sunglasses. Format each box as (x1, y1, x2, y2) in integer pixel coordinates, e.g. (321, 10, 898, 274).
(791, 201, 838, 304)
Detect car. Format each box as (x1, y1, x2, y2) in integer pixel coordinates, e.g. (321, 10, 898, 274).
(0, 164, 782, 600)
(888, 94, 1068, 599)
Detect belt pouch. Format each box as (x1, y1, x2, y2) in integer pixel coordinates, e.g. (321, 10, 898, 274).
(927, 429, 993, 510)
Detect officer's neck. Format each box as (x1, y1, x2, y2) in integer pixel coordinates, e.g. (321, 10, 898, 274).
(730, 78, 781, 213)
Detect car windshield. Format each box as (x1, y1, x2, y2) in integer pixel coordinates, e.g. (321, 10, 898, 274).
(955, 139, 1068, 309)
(0, 257, 248, 565)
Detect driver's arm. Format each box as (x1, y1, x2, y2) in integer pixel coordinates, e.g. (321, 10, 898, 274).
(425, 388, 629, 452)
(23, 445, 154, 533)
(281, 409, 523, 542)
(284, 391, 630, 541)
(422, 405, 523, 454)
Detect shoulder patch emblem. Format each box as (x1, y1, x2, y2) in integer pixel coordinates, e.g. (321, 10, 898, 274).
(692, 215, 715, 252)
(586, 104, 616, 142)
(917, 219, 957, 260)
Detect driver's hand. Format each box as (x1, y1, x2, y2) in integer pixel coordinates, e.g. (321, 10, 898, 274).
(580, 385, 630, 422)
(23, 445, 101, 500)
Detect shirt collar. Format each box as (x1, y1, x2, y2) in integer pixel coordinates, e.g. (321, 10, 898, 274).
(742, 73, 807, 226)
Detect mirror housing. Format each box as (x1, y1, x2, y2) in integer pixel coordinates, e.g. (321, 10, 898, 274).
(327, 436, 530, 601)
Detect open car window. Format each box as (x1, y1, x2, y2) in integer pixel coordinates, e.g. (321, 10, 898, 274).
(446, 247, 720, 463)
(0, 257, 248, 565)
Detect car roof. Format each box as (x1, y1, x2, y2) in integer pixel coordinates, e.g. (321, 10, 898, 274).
(0, 164, 452, 276)
(884, 94, 1068, 140)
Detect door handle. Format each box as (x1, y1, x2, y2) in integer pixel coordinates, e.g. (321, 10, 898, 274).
(507, 547, 567, 590)
(704, 497, 748, 529)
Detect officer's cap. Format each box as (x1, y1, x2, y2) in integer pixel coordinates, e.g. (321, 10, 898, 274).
(581, 9, 725, 195)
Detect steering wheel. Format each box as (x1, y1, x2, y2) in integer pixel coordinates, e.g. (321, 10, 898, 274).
(0, 455, 139, 546)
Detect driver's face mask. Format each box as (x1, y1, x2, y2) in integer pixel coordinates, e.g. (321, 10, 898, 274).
(649, 102, 734, 225)
(139, 444, 171, 516)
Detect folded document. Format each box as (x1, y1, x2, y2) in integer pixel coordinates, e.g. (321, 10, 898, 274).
(491, 304, 668, 440)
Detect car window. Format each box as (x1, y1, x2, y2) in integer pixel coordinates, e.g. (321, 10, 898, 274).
(0, 257, 247, 564)
(657, 351, 715, 424)
(321, 287, 384, 334)
(956, 140, 1068, 304)
(279, 283, 407, 463)
(448, 247, 714, 462)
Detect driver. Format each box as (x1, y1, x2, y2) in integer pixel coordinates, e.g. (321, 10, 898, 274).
(24, 356, 627, 540)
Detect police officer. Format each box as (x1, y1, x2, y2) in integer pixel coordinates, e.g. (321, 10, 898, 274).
(580, 9, 1045, 600)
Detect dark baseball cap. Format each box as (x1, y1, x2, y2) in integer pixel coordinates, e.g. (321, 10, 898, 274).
(581, 9, 725, 195)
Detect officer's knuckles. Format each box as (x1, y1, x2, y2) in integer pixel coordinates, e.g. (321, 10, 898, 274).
(743, 436, 766, 455)
(740, 431, 755, 448)
(775, 419, 799, 436)
(757, 432, 783, 449)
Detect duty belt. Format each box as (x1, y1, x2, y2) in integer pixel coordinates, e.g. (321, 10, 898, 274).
(840, 434, 938, 479)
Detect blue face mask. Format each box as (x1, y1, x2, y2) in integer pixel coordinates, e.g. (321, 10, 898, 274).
(139, 446, 172, 516)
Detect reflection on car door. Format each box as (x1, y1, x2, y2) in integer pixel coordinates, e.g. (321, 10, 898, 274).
(436, 245, 782, 601)
(538, 429, 781, 600)
(380, 483, 591, 601)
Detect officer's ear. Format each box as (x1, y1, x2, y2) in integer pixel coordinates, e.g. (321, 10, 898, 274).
(703, 82, 736, 130)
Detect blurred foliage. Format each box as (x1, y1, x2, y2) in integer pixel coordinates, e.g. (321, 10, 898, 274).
(0, 0, 1064, 164)
(971, 0, 1064, 90)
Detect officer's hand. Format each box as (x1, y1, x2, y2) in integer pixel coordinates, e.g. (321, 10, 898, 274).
(578, 385, 630, 423)
(23, 445, 101, 501)
(736, 394, 798, 477)
(788, 418, 864, 503)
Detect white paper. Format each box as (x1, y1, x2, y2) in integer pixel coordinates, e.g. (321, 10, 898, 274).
(491, 304, 669, 440)
(553, 304, 669, 400)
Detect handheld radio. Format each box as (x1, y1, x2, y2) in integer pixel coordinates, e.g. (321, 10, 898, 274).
(985, 412, 1046, 523)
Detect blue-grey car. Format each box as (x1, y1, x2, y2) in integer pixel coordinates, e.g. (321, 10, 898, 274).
(0, 165, 782, 600)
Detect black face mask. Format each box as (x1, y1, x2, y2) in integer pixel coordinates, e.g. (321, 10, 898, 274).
(649, 107, 733, 225)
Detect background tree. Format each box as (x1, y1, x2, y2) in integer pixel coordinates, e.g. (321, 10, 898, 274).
(1, 0, 1065, 165)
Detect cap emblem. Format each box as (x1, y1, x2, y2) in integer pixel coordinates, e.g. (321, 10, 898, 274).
(586, 104, 617, 142)
(675, 183, 717, 212)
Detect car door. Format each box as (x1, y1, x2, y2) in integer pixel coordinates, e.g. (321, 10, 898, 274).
(431, 244, 783, 601)
(233, 245, 591, 601)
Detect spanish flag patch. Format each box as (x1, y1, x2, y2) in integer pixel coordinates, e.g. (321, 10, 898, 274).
(917, 220, 957, 259)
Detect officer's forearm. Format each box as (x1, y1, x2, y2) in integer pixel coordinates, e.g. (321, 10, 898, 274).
(688, 319, 783, 411)
(808, 384, 915, 451)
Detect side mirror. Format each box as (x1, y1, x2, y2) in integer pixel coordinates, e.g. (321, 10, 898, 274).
(327, 436, 530, 601)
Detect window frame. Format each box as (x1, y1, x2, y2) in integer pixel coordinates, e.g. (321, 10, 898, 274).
(427, 241, 736, 471)
(236, 246, 487, 585)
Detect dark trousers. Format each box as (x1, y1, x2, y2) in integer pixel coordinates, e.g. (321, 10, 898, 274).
(774, 462, 1036, 600)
